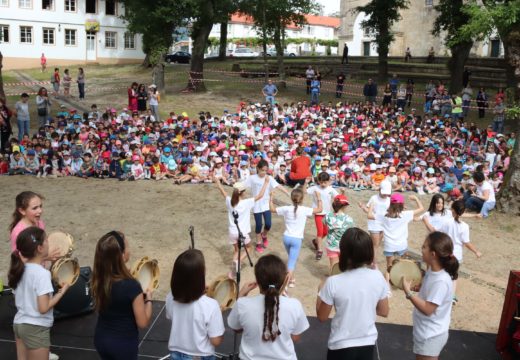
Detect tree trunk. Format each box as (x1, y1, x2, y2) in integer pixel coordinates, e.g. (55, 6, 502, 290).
(274, 22, 286, 89)
(152, 63, 165, 92)
(218, 19, 228, 60)
(496, 28, 520, 214)
(448, 40, 473, 94)
(502, 34, 519, 101)
(142, 53, 151, 68)
(186, 21, 214, 92)
(0, 52, 5, 103)
(377, 26, 389, 83)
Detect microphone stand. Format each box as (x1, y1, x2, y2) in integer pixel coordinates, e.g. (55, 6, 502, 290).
(189, 226, 195, 249)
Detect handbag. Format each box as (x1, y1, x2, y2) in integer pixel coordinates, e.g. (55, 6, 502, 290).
(38, 107, 47, 116)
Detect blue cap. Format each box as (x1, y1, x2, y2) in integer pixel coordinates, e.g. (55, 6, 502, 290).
(164, 147, 171, 152)
(27, 150, 36, 156)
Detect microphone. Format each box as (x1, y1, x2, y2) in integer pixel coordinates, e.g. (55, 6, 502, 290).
(232, 210, 239, 220)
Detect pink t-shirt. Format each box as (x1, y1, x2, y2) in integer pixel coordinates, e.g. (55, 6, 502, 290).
(10, 220, 45, 251)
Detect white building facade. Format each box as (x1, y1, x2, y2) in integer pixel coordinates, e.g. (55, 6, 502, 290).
(208, 14, 340, 55)
(0, 0, 145, 69)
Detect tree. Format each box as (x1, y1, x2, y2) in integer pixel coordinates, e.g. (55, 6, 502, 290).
(239, 0, 320, 87)
(355, 0, 409, 83)
(0, 52, 5, 103)
(120, 0, 187, 92)
(457, 1, 520, 214)
(433, 0, 473, 94)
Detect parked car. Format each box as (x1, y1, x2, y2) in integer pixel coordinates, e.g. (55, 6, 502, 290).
(262, 49, 297, 57)
(165, 51, 191, 64)
(229, 47, 259, 57)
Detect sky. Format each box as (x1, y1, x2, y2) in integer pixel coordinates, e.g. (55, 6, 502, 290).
(317, 0, 340, 16)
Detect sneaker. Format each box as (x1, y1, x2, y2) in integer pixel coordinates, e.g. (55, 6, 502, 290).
(315, 250, 323, 261)
(261, 233, 269, 248)
(49, 352, 59, 360)
(311, 238, 318, 251)
(289, 279, 296, 288)
(452, 296, 459, 305)
(256, 243, 264, 253)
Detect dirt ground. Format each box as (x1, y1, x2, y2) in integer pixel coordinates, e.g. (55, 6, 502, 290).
(1, 176, 518, 334)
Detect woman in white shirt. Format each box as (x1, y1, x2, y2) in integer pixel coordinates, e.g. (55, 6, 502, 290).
(402, 232, 459, 360)
(418, 194, 452, 230)
(166, 249, 225, 360)
(317, 227, 389, 360)
(228, 254, 309, 360)
(270, 187, 322, 288)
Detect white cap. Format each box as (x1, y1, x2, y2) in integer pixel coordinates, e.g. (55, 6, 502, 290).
(380, 181, 392, 195)
(233, 182, 246, 192)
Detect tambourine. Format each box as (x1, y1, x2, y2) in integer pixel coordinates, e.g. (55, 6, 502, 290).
(330, 262, 341, 276)
(48, 231, 74, 258)
(131, 256, 160, 292)
(51, 257, 80, 287)
(389, 259, 423, 290)
(207, 275, 238, 311)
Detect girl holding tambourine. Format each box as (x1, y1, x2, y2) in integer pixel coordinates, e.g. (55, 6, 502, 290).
(228, 254, 309, 360)
(402, 231, 459, 360)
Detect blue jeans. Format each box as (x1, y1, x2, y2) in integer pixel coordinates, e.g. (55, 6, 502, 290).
(265, 95, 275, 105)
(170, 351, 215, 360)
(493, 119, 504, 134)
(311, 91, 319, 104)
(283, 235, 302, 271)
(464, 192, 494, 217)
(254, 211, 272, 234)
(17, 120, 29, 141)
(462, 99, 470, 117)
(78, 82, 85, 99)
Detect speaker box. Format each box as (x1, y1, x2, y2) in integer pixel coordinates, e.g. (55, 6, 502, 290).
(54, 266, 94, 320)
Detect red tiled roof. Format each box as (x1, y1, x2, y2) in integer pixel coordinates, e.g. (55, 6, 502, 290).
(229, 13, 340, 29)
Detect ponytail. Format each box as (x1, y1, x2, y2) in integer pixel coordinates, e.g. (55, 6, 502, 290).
(262, 286, 281, 342)
(8, 251, 25, 289)
(426, 231, 459, 280)
(451, 200, 465, 224)
(8, 226, 46, 289)
(291, 188, 304, 216)
(332, 199, 346, 213)
(231, 189, 241, 208)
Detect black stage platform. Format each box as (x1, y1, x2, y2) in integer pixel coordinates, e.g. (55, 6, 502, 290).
(0, 294, 499, 360)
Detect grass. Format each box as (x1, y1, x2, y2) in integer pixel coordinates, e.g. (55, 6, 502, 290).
(3, 61, 502, 131)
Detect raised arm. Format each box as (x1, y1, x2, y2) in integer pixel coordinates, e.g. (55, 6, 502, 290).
(254, 175, 270, 202)
(409, 195, 424, 216)
(213, 175, 228, 199)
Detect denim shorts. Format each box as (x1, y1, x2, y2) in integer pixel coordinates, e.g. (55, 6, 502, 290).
(383, 249, 407, 257)
(170, 351, 215, 360)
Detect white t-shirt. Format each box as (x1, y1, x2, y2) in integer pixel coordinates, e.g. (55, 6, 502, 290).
(225, 197, 255, 236)
(413, 269, 453, 341)
(375, 210, 414, 252)
(244, 175, 279, 213)
(227, 295, 309, 360)
(307, 185, 338, 215)
(367, 195, 390, 232)
(165, 293, 225, 356)
(276, 206, 314, 238)
(13, 263, 55, 327)
(319, 268, 389, 350)
(419, 210, 453, 231)
(477, 180, 495, 203)
(435, 218, 470, 262)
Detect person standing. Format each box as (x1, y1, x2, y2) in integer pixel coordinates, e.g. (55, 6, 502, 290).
(336, 72, 345, 98)
(0, 98, 13, 154)
(148, 85, 160, 122)
(36, 87, 52, 128)
(305, 65, 315, 95)
(341, 43, 349, 64)
(363, 78, 378, 104)
(389, 74, 399, 105)
(476, 88, 488, 119)
(404, 47, 412, 62)
(51, 68, 60, 97)
(128, 82, 139, 112)
(461, 83, 473, 118)
(15, 93, 30, 141)
(62, 69, 72, 98)
(406, 79, 414, 107)
(310, 76, 321, 104)
(40, 53, 47, 72)
(492, 98, 505, 134)
(262, 79, 278, 105)
(77, 68, 86, 100)
(427, 47, 435, 63)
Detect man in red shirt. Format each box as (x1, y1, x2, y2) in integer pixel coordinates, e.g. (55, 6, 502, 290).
(288, 147, 311, 187)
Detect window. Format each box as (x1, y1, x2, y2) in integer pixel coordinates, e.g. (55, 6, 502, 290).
(124, 32, 135, 49)
(363, 27, 371, 37)
(65, 0, 76, 11)
(18, 0, 31, 8)
(0, 25, 9, 43)
(306, 26, 314, 35)
(105, 0, 116, 15)
(86, 0, 95, 13)
(42, 0, 53, 10)
(20, 26, 32, 43)
(65, 29, 76, 45)
(105, 31, 116, 48)
(43, 28, 55, 44)
(0, 0, 8, 7)
(425, 0, 433, 6)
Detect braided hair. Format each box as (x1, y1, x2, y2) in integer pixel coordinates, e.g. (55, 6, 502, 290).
(291, 188, 304, 216)
(254, 254, 286, 342)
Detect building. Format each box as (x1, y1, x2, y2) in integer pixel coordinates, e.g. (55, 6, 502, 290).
(0, 0, 145, 69)
(207, 13, 340, 55)
(338, 0, 503, 58)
